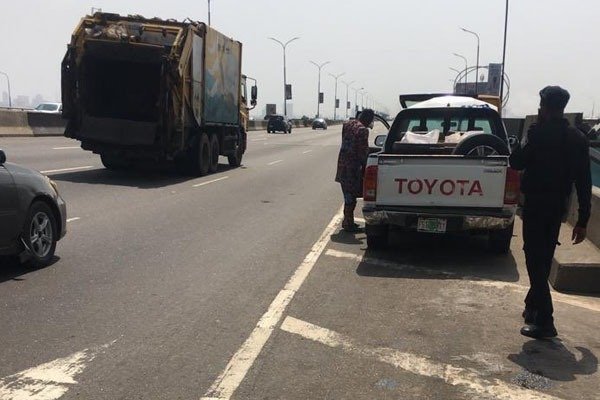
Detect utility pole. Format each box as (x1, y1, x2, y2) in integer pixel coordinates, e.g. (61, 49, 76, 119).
(268, 36, 300, 117)
(0, 70, 11, 108)
(352, 86, 363, 115)
(309, 61, 330, 118)
(208, 0, 211, 26)
(329, 72, 345, 121)
(500, 0, 509, 112)
(341, 80, 354, 119)
(453, 53, 468, 94)
(461, 27, 480, 95)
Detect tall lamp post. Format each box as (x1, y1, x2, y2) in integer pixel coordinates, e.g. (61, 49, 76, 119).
(268, 36, 300, 117)
(0, 70, 11, 108)
(460, 27, 480, 95)
(207, 0, 211, 25)
(329, 72, 345, 121)
(453, 53, 468, 94)
(309, 60, 330, 118)
(449, 67, 461, 93)
(500, 0, 509, 111)
(341, 80, 354, 119)
(351, 86, 364, 114)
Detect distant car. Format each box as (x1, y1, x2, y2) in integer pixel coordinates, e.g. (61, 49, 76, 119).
(312, 118, 328, 130)
(267, 115, 292, 134)
(0, 149, 67, 266)
(33, 102, 62, 114)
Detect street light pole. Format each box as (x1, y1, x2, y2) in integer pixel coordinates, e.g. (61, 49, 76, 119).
(0, 70, 11, 108)
(342, 80, 354, 119)
(351, 86, 363, 115)
(268, 36, 300, 117)
(208, 0, 211, 26)
(461, 27, 480, 95)
(500, 0, 509, 111)
(329, 72, 345, 121)
(309, 60, 330, 118)
(453, 53, 468, 94)
(449, 67, 461, 93)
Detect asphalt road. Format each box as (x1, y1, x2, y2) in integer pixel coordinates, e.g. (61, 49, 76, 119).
(1, 127, 599, 400)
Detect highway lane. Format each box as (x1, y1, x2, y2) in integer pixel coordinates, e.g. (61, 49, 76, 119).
(0, 126, 345, 399)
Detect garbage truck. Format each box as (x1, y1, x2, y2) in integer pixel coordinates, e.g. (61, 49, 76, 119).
(61, 12, 257, 175)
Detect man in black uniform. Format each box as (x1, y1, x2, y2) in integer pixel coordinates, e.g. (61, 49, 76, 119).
(510, 86, 592, 339)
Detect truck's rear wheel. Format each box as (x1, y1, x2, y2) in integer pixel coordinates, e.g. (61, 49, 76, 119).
(198, 134, 210, 176)
(100, 154, 127, 170)
(489, 222, 514, 254)
(209, 134, 219, 173)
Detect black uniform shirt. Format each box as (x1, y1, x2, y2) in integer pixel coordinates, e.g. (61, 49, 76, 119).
(509, 118, 592, 228)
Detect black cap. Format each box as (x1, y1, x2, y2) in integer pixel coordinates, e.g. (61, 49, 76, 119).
(539, 86, 570, 110)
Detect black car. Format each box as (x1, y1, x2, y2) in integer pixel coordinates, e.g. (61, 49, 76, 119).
(267, 115, 293, 134)
(312, 118, 328, 130)
(0, 149, 67, 266)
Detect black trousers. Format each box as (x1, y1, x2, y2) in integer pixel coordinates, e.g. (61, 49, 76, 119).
(522, 196, 564, 325)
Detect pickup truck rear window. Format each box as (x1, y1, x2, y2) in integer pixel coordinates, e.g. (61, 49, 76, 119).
(385, 107, 506, 153)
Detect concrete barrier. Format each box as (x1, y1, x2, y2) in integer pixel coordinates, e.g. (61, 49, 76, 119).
(0, 109, 65, 137)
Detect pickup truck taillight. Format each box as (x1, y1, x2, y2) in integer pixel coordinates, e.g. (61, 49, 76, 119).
(504, 168, 521, 205)
(363, 165, 378, 202)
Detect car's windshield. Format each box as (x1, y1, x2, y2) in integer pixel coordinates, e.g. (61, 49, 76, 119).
(389, 107, 505, 147)
(35, 103, 59, 111)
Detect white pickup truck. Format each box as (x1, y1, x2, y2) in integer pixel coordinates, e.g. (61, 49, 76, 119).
(363, 95, 520, 253)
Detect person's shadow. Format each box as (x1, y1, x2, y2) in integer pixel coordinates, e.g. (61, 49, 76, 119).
(508, 339, 598, 382)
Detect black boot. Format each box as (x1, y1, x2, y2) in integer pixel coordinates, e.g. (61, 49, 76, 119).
(520, 324, 557, 339)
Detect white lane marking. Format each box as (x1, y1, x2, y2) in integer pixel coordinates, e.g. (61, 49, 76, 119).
(201, 207, 344, 400)
(0, 341, 115, 400)
(192, 176, 229, 188)
(354, 217, 365, 223)
(66, 217, 80, 223)
(267, 160, 283, 166)
(302, 150, 313, 154)
(281, 316, 562, 400)
(325, 250, 600, 312)
(52, 146, 80, 150)
(40, 166, 94, 174)
(251, 138, 267, 142)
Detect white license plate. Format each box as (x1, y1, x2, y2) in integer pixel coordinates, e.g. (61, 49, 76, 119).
(417, 218, 447, 233)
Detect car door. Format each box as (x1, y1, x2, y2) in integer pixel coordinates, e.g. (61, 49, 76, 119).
(0, 164, 20, 248)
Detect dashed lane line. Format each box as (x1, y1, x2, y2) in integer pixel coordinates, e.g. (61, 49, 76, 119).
(40, 166, 94, 175)
(280, 316, 563, 400)
(192, 176, 229, 188)
(267, 160, 283, 166)
(52, 146, 80, 150)
(251, 138, 267, 142)
(66, 217, 80, 223)
(200, 207, 344, 400)
(325, 249, 600, 312)
(302, 150, 313, 154)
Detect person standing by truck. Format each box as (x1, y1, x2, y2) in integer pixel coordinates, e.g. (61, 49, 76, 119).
(335, 109, 375, 232)
(510, 86, 592, 339)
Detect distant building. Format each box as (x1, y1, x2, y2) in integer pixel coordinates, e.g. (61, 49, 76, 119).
(454, 63, 503, 96)
(13, 95, 30, 108)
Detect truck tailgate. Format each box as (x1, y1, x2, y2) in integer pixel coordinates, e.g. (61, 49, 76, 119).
(376, 156, 508, 208)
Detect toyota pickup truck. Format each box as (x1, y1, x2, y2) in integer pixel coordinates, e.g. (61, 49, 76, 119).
(362, 95, 520, 253)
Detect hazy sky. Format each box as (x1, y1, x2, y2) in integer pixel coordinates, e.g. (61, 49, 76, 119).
(0, 0, 598, 118)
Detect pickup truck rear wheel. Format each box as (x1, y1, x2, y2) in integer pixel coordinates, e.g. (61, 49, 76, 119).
(488, 222, 514, 254)
(209, 134, 219, 173)
(366, 224, 389, 249)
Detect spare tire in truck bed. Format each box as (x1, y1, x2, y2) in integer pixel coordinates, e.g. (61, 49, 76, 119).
(452, 133, 509, 157)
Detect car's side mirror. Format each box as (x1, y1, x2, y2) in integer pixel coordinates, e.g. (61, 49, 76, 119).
(374, 135, 387, 147)
(508, 135, 519, 150)
(0, 149, 6, 165)
(251, 85, 258, 106)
